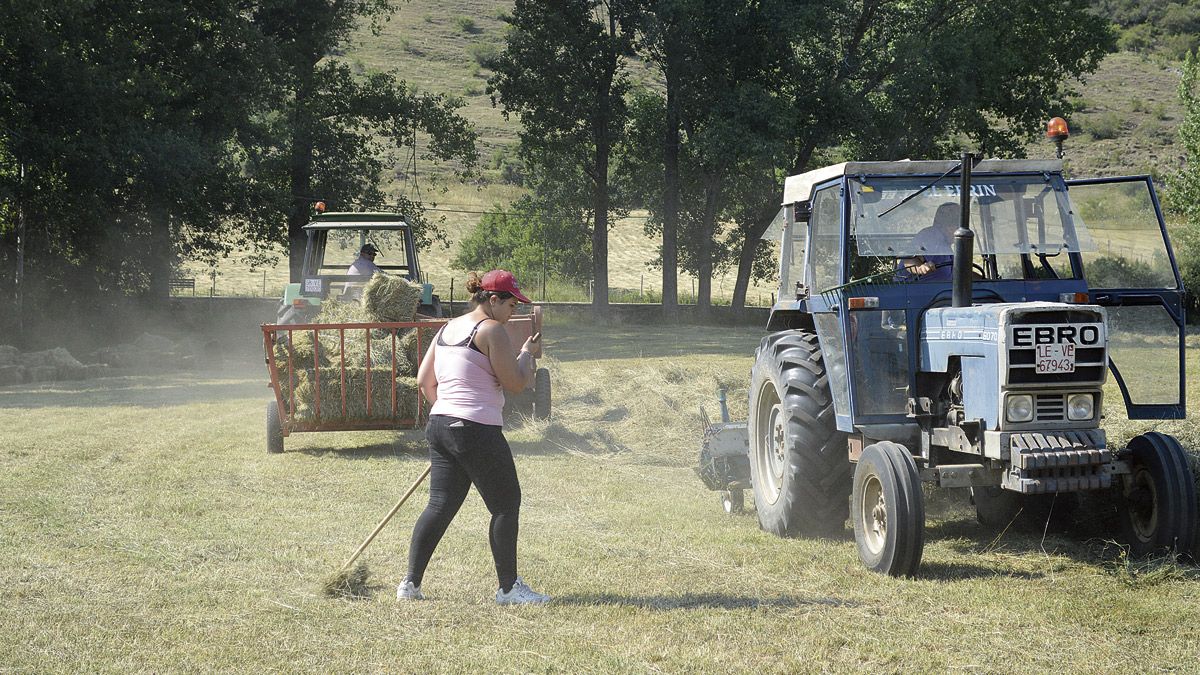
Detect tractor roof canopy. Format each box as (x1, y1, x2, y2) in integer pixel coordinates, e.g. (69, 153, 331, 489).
(303, 212, 409, 231)
(782, 159, 1062, 205)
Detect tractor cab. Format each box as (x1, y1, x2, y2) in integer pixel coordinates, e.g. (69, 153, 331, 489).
(277, 212, 438, 324)
(771, 160, 1185, 432)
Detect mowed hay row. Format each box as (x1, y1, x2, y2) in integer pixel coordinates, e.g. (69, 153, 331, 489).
(362, 274, 422, 322)
(293, 368, 418, 421)
(540, 356, 751, 465)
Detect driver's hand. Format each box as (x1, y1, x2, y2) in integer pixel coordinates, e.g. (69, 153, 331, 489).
(912, 261, 935, 275)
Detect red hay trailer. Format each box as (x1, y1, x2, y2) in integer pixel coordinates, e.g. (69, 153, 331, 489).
(262, 307, 547, 454)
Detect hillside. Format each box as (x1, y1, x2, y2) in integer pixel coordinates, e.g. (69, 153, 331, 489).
(187, 2, 1191, 300)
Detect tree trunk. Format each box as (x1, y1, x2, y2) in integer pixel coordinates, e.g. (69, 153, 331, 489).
(288, 77, 316, 283)
(696, 175, 718, 318)
(731, 145, 818, 312)
(590, 26, 619, 317)
(661, 17, 680, 318)
(731, 204, 778, 311)
(147, 206, 172, 304)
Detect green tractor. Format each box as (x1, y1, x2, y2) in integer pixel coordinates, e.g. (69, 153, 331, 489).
(277, 212, 441, 324)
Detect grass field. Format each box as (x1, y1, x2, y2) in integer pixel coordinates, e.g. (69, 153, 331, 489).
(3, 317, 1200, 672)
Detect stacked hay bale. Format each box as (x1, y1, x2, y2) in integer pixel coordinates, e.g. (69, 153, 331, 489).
(0, 345, 107, 385)
(274, 275, 435, 423)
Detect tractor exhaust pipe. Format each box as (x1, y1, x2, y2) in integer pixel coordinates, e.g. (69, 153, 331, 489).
(952, 151, 977, 308)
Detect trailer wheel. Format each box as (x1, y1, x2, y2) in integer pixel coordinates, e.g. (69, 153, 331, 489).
(267, 400, 284, 454)
(852, 442, 924, 577)
(533, 368, 551, 420)
(1119, 432, 1197, 557)
(748, 330, 850, 537)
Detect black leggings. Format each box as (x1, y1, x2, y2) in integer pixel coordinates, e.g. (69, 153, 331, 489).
(406, 414, 522, 590)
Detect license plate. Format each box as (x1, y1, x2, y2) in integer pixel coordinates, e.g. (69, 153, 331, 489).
(1036, 343, 1076, 374)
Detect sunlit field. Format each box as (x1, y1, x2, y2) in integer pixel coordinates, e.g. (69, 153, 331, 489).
(3, 317, 1200, 672)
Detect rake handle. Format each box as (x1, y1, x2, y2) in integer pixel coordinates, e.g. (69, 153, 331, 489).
(337, 463, 432, 574)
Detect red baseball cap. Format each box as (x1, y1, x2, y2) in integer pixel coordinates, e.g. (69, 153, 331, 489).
(481, 269, 531, 303)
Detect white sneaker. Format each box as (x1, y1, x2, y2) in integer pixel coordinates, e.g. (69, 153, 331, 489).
(397, 579, 425, 601)
(495, 577, 550, 605)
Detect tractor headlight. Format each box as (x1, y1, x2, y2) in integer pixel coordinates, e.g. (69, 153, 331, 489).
(1067, 393, 1095, 421)
(1006, 394, 1034, 423)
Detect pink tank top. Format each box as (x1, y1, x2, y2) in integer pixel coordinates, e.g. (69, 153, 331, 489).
(429, 320, 505, 426)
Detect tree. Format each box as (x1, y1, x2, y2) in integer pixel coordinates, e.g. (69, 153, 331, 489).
(707, 0, 1113, 309)
(622, 0, 793, 313)
(488, 0, 636, 315)
(251, 1, 477, 283)
(0, 0, 275, 336)
(1165, 49, 1200, 304)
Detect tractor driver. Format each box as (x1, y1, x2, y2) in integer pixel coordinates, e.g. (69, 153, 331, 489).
(347, 243, 383, 277)
(897, 202, 959, 282)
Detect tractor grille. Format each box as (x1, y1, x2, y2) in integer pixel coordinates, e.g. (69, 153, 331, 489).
(1005, 309, 1106, 385)
(1035, 394, 1066, 421)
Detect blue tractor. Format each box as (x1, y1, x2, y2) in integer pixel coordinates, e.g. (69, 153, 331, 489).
(700, 154, 1196, 576)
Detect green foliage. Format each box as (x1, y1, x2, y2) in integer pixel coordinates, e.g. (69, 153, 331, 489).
(0, 0, 479, 336)
(1085, 255, 1174, 288)
(1101, 0, 1200, 58)
(454, 15, 480, 33)
(488, 0, 638, 305)
(467, 42, 500, 68)
(1087, 111, 1127, 139)
(451, 201, 591, 284)
(1165, 50, 1200, 297)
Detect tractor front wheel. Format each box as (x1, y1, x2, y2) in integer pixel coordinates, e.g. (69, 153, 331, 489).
(266, 400, 284, 454)
(1118, 432, 1197, 557)
(852, 442, 925, 577)
(748, 330, 850, 537)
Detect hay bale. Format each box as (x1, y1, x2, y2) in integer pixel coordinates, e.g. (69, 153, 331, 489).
(315, 299, 372, 325)
(362, 275, 422, 323)
(399, 325, 440, 374)
(83, 364, 110, 379)
(132, 333, 175, 352)
(0, 365, 26, 386)
(0, 345, 18, 366)
(293, 368, 419, 421)
(28, 366, 57, 382)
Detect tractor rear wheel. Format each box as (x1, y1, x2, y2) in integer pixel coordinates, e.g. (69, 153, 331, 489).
(852, 441, 925, 576)
(266, 400, 284, 454)
(533, 368, 551, 420)
(748, 330, 850, 537)
(1118, 432, 1197, 557)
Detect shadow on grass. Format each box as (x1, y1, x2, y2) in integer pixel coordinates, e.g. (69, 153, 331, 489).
(292, 440, 429, 460)
(917, 560, 1046, 581)
(552, 592, 859, 610)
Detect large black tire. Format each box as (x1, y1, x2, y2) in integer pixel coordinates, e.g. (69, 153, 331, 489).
(748, 330, 850, 537)
(852, 442, 925, 577)
(1118, 432, 1197, 557)
(266, 400, 284, 454)
(533, 368, 551, 420)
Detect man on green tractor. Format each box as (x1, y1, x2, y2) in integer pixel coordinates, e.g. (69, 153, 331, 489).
(346, 243, 383, 277)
